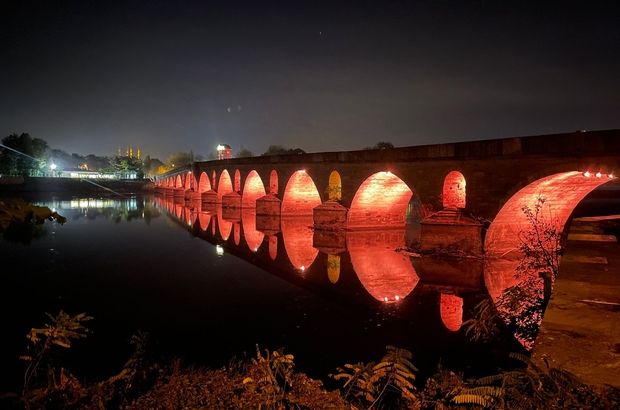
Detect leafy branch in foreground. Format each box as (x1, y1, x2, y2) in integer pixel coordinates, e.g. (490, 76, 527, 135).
(332, 345, 419, 408)
(21, 311, 92, 395)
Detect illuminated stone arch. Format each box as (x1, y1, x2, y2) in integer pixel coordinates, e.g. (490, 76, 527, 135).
(234, 170, 241, 192)
(198, 172, 211, 193)
(168, 177, 173, 187)
(281, 170, 322, 216)
(440, 294, 463, 332)
(443, 171, 466, 208)
(186, 172, 194, 189)
(485, 170, 616, 258)
(217, 170, 233, 201)
(327, 171, 342, 200)
(242, 170, 266, 208)
(348, 171, 414, 229)
(175, 175, 182, 188)
(270, 170, 279, 195)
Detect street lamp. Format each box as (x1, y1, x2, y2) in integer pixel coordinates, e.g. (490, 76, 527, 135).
(50, 163, 57, 170)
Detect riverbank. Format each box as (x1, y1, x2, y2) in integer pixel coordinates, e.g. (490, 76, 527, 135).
(0, 177, 153, 195)
(531, 216, 620, 388)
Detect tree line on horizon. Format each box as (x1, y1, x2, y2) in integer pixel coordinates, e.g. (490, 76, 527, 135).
(0, 133, 396, 178)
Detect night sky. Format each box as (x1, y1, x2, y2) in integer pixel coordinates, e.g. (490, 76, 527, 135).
(2, 0, 619, 161)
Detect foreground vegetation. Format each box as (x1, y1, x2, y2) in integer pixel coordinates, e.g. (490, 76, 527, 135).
(1, 311, 618, 410)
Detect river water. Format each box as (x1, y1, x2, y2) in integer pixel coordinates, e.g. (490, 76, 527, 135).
(1, 194, 536, 394)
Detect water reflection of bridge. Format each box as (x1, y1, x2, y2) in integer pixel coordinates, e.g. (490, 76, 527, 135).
(154, 196, 539, 338)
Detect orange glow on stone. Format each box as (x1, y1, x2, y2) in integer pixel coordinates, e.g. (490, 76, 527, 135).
(348, 172, 413, 229)
(242, 209, 265, 252)
(328, 171, 342, 200)
(281, 216, 318, 270)
(269, 170, 279, 195)
(198, 172, 211, 193)
(176, 175, 182, 188)
(234, 169, 241, 192)
(485, 171, 613, 257)
(218, 170, 233, 201)
(443, 171, 466, 208)
(242, 170, 267, 208)
(440, 294, 463, 332)
(347, 229, 419, 302)
(281, 171, 321, 216)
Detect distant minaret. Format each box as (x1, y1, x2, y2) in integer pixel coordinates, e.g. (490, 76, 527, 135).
(129, 147, 133, 158)
(126, 147, 129, 157)
(118, 145, 121, 156)
(137, 148, 141, 160)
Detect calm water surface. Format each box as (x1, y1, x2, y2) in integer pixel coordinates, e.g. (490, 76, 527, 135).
(2, 194, 529, 394)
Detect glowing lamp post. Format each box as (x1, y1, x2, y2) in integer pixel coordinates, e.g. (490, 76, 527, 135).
(50, 163, 57, 177)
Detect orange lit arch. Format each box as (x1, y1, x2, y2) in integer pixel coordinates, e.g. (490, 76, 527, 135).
(175, 175, 182, 188)
(348, 172, 414, 229)
(443, 171, 466, 208)
(217, 170, 233, 201)
(281, 171, 321, 216)
(327, 171, 342, 200)
(242, 170, 266, 208)
(270, 170, 279, 195)
(234, 169, 241, 192)
(485, 171, 615, 258)
(198, 172, 211, 192)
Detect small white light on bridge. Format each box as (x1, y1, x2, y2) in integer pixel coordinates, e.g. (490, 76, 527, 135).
(384, 297, 388, 302)
(300, 265, 305, 271)
(609, 174, 614, 179)
(583, 171, 591, 177)
(395, 295, 400, 301)
(596, 172, 602, 178)
(386, 171, 392, 175)
(300, 169, 306, 173)
(254, 248, 258, 252)
(216, 245, 224, 256)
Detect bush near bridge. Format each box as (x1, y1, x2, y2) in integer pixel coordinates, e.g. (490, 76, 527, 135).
(2, 311, 619, 410)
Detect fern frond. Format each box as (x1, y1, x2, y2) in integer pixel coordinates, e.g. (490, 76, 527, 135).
(451, 393, 490, 407)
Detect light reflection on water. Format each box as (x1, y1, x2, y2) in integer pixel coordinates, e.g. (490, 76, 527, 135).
(154, 195, 547, 348)
(2, 194, 544, 394)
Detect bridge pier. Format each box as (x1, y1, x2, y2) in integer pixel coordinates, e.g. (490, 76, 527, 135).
(173, 187, 185, 197)
(420, 208, 483, 255)
(164, 188, 174, 196)
(201, 190, 218, 205)
(222, 192, 241, 209)
(256, 194, 281, 216)
(185, 189, 200, 201)
(312, 200, 348, 230)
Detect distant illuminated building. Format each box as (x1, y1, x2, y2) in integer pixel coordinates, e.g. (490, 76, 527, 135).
(217, 144, 233, 159)
(118, 145, 141, 159)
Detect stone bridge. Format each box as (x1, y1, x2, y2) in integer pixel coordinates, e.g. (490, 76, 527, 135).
(154, 129, 620, 257)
